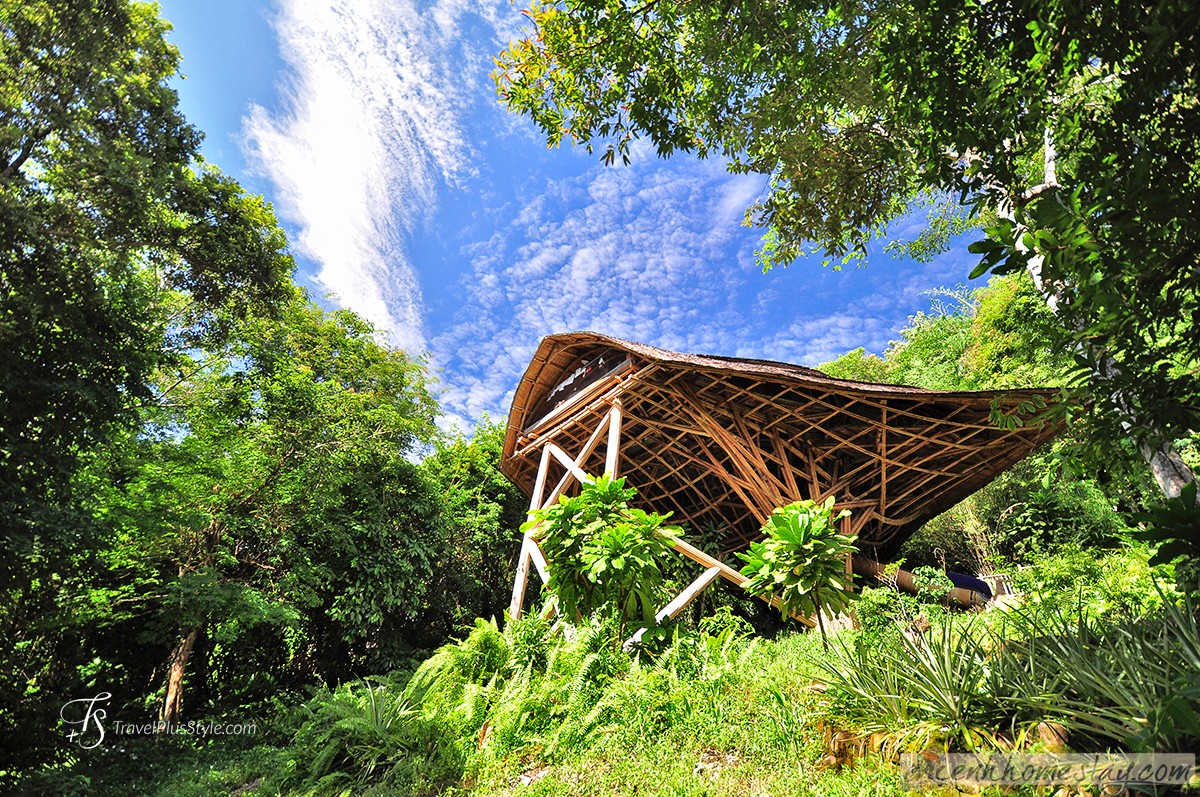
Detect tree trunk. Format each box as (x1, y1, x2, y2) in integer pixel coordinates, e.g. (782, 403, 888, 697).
(1010, 128, 1198, 505)
(1139, 438, 1197, 500)
(160, 627, 198, 729)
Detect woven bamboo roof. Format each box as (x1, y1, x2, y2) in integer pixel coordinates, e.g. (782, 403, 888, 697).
(501, 332, 1059, 561)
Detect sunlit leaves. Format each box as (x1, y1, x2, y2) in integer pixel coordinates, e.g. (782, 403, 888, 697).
(525, 474, 682, 633)
(1, 0, 292, 578)
(737, 497, 857, 645)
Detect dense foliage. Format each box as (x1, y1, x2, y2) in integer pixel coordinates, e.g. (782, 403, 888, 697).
(1, 0, 293, 583)
(818, 275, 1161, 577)
(419, 419, 529, 633)
(39, 543, 1196, 796)
(0, 3, 528, 787)
(1, 281, 528, 784)
(526, 475, 682, 638)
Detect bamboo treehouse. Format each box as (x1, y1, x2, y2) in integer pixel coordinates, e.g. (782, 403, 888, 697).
(502, 332, 1059, 627)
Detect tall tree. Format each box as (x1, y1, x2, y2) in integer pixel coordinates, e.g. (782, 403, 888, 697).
(1, 0, 293, 579)
(104, 291, 440, 724)
(2, 2, 289, 779)
(495, 0, 1200, 503)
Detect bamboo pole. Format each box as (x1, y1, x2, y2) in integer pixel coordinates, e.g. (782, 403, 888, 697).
(513, 365, 654, 459)
(624, 566, 722, 649)
(605, 399, 622, 476)
(852, 555, 986, 608)
(770, 428, 802, 499)
(880, 402, 888, 513)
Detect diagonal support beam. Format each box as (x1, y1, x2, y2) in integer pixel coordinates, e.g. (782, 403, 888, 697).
(670, 537, 815, 627)
(509, 403, 618, 621)
(545, 406, 612, 507)
(624, 566, 721, 649)
(547, 442, 592, 485)
(510, 446, 555, 619)
(527, 445, 554, 515)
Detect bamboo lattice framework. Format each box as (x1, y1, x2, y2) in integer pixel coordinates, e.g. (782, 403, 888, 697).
(502, 332, 1060, 622)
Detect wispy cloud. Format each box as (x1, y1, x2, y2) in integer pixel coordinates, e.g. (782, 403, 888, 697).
(430, 151, 957, 431)
(243, 0, 499, 350)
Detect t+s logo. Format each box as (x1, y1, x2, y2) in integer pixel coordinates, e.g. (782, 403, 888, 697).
(59, 692, 111, 749)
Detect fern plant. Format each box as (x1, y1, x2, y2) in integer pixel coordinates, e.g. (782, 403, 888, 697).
(737, 497, 858, 649)
(289, 675, 422, 794)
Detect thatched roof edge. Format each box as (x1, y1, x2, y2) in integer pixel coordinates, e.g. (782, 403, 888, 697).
(501, 330, 1055, 475)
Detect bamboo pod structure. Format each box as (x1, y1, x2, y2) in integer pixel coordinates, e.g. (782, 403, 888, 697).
(503, 332, 1060, 621)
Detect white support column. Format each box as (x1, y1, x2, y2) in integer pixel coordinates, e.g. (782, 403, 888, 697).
(624, 566, 722, 649)
(527, 537, 549, 583)
(509, 536, 553, 621)
(605, 399, 622, 476)
(547, 443, 591, 485)
(508, 544, 533, 621)
(510, 444, 555, 620)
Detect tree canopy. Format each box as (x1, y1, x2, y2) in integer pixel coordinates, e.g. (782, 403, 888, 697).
(495, 0, 1200, 501)
(1, 4, 527, 781)
(1, 0, 293, 577)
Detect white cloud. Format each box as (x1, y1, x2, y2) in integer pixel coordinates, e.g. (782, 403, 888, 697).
(429, 148, 991, 430)
(431, 154, 919, 427)
(243, 0, 500, 351)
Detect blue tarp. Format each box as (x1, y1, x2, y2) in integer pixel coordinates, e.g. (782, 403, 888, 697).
(947, 571, 992, 599)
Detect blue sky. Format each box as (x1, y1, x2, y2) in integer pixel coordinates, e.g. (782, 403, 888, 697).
(158, 0, 978, 431)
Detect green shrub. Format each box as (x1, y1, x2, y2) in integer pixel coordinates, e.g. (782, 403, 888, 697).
(525, 475, 682, 639)
(507, 611, 552, 675)
(1011, 544, 1174, 620)
(738, 497, 858, 648)
(852, 585, 933, 645)
(1134, 480, 1200, 595)
(824, 584, 1200, 756)
(996, 480, 1130, 561)
(820, 619, 1014, 753)
(910, 565, 953, 605)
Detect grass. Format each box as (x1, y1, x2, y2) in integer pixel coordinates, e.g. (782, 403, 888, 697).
(25, 577, 1200, 796)
(470, 746, 909, 797)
